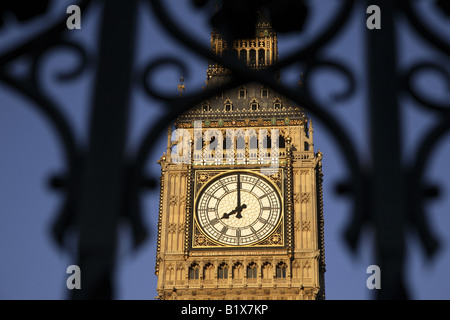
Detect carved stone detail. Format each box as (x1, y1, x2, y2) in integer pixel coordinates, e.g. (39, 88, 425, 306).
(301, 192, 310, 203)
(178, 222, 186, 234)
(302, 220, 311, 231)
(168, 223, 177, 234)
(169, 195, 178, 206)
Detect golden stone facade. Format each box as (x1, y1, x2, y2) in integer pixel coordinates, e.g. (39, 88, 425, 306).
(155, 16, 325, 300)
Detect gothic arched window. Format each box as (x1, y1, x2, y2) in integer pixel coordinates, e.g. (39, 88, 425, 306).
(224, 100, 233, 111)
(247, 262, 258, 279)
(250, 99, 259, 111)
(276, 262, 287, 279)
(239, 88, 246, 99)
(203, 263, 214, 280)
(232, 262, 244, 279)
(249, 49, 256, 65)
(273, 99, 282, 110)
(262, 262, 272, 279)
(189, 263, 200, 280)
(218, 263, 229, 279)
(258, 48, 265, 65)
(249, 136, 258, 149)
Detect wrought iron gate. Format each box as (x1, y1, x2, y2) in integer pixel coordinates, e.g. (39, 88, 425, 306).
(0, 0, 449, 299)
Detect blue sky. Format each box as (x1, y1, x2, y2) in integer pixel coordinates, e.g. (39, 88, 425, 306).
(0, 0, 449, 299)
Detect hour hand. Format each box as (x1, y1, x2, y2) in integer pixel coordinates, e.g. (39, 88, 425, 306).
(235, 204, 247, 219)
(220, 209, 235, 219)
(221, 204, 246, 219)
(220, 206, 238, 219)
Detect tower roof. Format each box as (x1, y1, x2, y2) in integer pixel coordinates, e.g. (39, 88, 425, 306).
(175, 81, 305, 128)
(175, 13, 305, 127)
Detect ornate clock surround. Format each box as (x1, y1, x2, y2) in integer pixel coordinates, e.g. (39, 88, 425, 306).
(190, 168, 287, 250)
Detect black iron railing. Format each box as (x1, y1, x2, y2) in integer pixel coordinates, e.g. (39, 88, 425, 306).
(0, 0, 449, 299)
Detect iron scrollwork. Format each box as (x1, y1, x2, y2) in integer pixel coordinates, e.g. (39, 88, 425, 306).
(145, 0, 450, 300)
(0, 0, 449, 299)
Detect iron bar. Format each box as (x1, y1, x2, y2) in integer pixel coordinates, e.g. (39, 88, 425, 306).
(366, 0, 407, 299)
(73, 0, 138, 299)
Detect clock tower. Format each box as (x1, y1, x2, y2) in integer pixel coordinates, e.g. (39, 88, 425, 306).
(155, 15, 325, 300)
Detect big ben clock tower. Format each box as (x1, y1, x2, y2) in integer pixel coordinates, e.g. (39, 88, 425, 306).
(155, 14, 325, 300)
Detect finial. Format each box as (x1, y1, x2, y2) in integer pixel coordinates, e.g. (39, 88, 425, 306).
(286, 136, 292, 155)
(166, 125, 172, 156)
(298, 72, 304, 87)
(178, 76, 185, 96)
(317, 149, 323, 159)
(309, 118, 314, 132)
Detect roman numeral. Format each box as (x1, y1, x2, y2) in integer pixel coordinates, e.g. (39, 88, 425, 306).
(250, 226, 259, 239)
(250, 179, 259, 193)
(210, 218, 220, 225)
(220, 226, 228, 235)
(258, 191, 274, 200)
(206, 193, 220, 200)
(219, 180, 229, 192)
(258, 217, 268, 224)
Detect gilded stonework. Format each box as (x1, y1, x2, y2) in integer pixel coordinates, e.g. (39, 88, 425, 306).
(155, 14, 325, 301)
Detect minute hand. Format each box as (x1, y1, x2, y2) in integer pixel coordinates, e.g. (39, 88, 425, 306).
(237, 174, 241, 208)
(236, 174, 243, 219)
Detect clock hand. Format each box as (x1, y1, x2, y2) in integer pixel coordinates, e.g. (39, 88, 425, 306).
(221, 204, 247, 220)
(220, 208, 236, 219)
(237, 173, 241, 208)
(235, 204, 247, 219)
(221, 174, 243, 219)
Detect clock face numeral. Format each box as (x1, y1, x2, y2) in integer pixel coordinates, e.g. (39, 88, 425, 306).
(195, 172, 282, 246)
(210, 218, 220, 225)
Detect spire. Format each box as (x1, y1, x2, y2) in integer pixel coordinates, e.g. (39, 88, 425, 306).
(298, 72, 304, 87)
(177, 76, 185, 96)
(308, 118, 314, 149)
(309, 118, 314, 133)
(166, 125, 172, 157)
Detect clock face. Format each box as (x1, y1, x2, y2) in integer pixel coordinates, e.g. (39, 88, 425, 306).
(195, 172, 282, 246)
